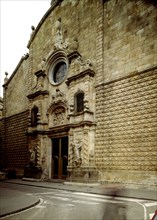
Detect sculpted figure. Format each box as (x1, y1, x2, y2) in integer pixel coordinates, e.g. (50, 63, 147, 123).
(74, 140, 82, 167)
(29, 147, 36, 166)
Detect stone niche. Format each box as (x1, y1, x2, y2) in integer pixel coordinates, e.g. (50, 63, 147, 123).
(67, 126, 98, 183)
(24, 138, 42, 179)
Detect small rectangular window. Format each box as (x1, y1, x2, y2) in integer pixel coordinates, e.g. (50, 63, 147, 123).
(76, 92, 84, 113)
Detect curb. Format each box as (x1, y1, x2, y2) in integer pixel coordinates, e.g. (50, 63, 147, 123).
(0, 198, 40, 219)
(4, 179, 157, 201)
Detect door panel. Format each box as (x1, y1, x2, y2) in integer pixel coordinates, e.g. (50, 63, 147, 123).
(61, 136, 68, 178)
(52, 136, 68, 179)
(52, 138, 59, 178)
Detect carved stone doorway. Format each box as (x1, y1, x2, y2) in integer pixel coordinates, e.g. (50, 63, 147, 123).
(51, 136, 68, 179)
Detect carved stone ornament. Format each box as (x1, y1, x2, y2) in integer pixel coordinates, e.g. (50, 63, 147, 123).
(53, 18, 78, 52)
(54, 18, 68, 50)
(52, 89, 67, 104)
(53, 107, 66, 125)
(47, 89, 68, 127)
(29, 146, 37, 167)
(41, 148, 48, 180)
(76, 56, 92, 67)
(73, 140, 82, 167)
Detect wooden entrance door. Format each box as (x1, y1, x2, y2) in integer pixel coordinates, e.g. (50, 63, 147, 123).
(52, 136, 68, 179)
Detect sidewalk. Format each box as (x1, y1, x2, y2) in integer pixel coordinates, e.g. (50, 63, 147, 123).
(0, 178, 157, 218)
(4, 178, 157, 200)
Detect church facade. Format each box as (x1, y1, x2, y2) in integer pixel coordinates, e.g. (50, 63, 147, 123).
(1, 0, 157, 189)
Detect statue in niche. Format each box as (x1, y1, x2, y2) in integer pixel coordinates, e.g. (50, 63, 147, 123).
(41, 151, 48, 180)
(54, 18, 68, 50)
(73, 140, 82, 167)
(54, 18, 63, 49)
(29, 146, 37, 167)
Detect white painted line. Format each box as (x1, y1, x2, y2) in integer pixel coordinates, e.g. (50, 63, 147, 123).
(73, 200, 99, 205)
(144, 202, 157, 207)
(34, 198, 46, 208)
(73, 192, 111, 199)
(137, 201, 147, 220)
(46, 195, 71, 201)
(45, 193, 124, 204)
(73, 191, 146, 203)
(34, 205, 46, 208)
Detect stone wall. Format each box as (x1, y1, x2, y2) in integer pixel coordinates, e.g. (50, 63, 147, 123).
(0, 119, 4, 170)
(2, 111, 29, 176)
(95, 67, 157, 188)
(1, 0, 156, 187)
(95, 0, 157, 188)
(102, 0, 157, 83)
(29, 0, 97, 93)
(4, 57, 29, 117)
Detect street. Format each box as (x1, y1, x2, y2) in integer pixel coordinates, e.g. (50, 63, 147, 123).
(0, 182, 156, 220)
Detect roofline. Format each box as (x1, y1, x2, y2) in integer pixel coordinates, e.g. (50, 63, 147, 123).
(27, 0, 63, 48)
(3, 54, 29, 87)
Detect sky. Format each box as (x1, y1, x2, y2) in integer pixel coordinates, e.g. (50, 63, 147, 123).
(0, 0, 51, 97)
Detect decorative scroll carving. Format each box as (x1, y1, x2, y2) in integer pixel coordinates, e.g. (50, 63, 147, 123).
(77, 56, 92, 67)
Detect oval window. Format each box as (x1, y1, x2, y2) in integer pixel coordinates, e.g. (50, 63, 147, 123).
(53, 62, 67, 84)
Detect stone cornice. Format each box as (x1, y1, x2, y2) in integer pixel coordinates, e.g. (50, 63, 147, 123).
(27, 90, 49, 100)
(66, 69, 95, 86)
(67, 51, 81, 62)
(35, 70, 46, 78)
(26, 121, 95, 136)
(48, 121, 95, 131)
(95, 65, 157, 88)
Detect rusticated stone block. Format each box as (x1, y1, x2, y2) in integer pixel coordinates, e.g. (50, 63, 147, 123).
(2, 111, 29, 176)
(95, 68, 157, 182)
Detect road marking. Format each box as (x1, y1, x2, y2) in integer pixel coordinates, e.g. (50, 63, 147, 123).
(44, 194, 126, 207)
(34, 198, 46, 208)
(73, 192, 146, 203)
(137, 201, 147, 220)
(73, 200, 99, 205)
(46, 195, 71, 201)
(73, 192, 111, 199)
(144, 202, 157, 207)
(35, 205, 46, 208)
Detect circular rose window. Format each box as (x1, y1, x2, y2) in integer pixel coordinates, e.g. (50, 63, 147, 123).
(53, 61, 67, 84)
(47, 50, 68, 85)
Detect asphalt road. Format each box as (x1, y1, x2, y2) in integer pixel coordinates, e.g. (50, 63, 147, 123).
(0, 182, 157, 220)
